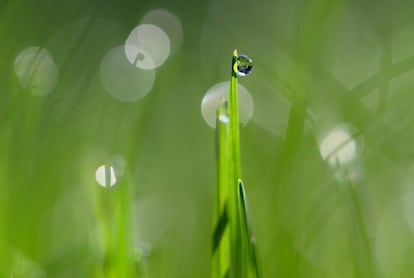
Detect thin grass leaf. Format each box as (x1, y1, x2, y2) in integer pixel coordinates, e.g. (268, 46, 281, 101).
(228, 49, 244, 278)
(212, 97, 231, 278)
(238, 179, 261, 278)
(212, 50, 259, 278)
(229, 49, 242, 179)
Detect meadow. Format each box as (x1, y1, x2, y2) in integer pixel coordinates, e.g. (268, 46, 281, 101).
(1, 0, 414, 277)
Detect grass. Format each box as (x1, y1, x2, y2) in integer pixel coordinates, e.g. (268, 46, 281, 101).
(212, 50, 259, 278)
(3, 1, 414, 277)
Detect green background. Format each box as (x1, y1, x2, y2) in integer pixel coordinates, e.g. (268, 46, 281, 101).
(2, 0, 414, 277)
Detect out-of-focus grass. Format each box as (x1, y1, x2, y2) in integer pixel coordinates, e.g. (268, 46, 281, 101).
(2, 0, 414, 277)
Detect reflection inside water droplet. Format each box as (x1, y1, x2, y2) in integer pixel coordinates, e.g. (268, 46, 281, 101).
(235, 54, 253, 76)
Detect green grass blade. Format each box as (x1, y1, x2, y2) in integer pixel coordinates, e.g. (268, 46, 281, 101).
(212, 97, 231, 278)
(229, 49, 241, 179)
(238, 179, 261, 278)
(228, 49, 243, 278)
(212, 49, 259, 278)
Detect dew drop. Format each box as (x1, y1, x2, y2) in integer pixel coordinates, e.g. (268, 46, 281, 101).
(235, 54, 253, 76)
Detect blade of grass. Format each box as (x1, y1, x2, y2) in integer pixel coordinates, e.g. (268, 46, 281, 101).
(229, 49, 241, 179)
(238, 179, 261, 278)
(212, 49, 260, 278)
(212, 97, 231, 278)
(228, 49, 243, 278)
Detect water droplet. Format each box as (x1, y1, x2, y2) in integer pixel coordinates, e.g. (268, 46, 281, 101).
(235, 54, 253, 76)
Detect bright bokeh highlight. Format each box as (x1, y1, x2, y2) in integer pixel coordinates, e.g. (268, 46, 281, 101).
(319, 124, 358, 166)
(201, 81, 254, 128)
(14, 47, 59, 96)
(95, 165, 117, 187)
(125, 24, 170, 70)
(100, 46, 155, 102)
(141, 9, 183, 56)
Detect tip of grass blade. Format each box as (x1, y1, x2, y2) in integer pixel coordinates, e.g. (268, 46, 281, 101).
(232, 50, 239, 77)
(238, 179, 261, 278)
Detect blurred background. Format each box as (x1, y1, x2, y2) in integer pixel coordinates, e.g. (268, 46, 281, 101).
(2, 0, 414, 277)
